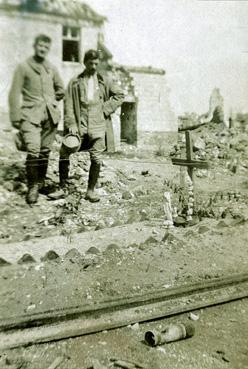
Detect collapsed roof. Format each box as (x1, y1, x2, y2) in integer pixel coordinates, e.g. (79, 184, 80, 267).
(0, 0, 107, 24)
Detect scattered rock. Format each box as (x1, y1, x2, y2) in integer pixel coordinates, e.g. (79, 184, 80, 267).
(17, 253, 36, 264)
(189, 312, 199, 321)
(14, 182, 27, 195)
(76, 225, 88, 233)
(141, 170, 149, 176)
(127, 174, 137, 181)
(121, 190, 134, 200)
(126, 212, 140, 224)
(196, 169, 208, 178)
(3, 181, 15, 192)
(184, 230, 195, 238)
(129, 243, 139, 248)
(216, 220, 228, 228)
(86, 246, 100, 255)
(23, 233, 33, 241)
(95, 220, 106, 230)
(162, 232, 178, 243)
(187, 216, 200, 226)
(133, 185, 146, 197)
(104, 217, 115, 227)
(88, 359, 109, 369)
(130, 322, 140, 331)
(140, 209, 149, 221)
(64, 248, 81, 260)
(214, 350, 230, 363)
(113, 219, 123, 227)
(143, 236, 158, 245)
(41, 250, 60, 262)
(193, 137, 206, 151)
(230, 218, 246, 227)
(173, 216, 187, 227)
(198, 225, 210, 234)
(105, 243, 120, 252)
(2, 357, 27, 369)
(0, 257, 11, 267)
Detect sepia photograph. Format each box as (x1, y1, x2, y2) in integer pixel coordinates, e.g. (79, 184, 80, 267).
(0, 0, 248, 368)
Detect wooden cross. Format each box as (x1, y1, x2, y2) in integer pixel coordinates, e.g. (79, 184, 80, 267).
(171, 131, 209, 182)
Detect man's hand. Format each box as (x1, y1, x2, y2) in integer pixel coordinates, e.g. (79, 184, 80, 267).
(68, 126, 78, 135)
(11, 121, 21, 129)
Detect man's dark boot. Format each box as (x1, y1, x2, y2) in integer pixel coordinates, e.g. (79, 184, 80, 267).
(59, 158, 70, 187)
(47, 158, 70, 200)
(26, 155, 39, 205)
(85, 162, 101, 203)
(38, 155, 49, 193)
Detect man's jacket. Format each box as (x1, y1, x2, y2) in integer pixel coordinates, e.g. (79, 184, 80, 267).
(8, 57, 65, 125)
(64, 71, 124, 139)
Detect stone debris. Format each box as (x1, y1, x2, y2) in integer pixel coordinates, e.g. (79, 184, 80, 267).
(193, 137, 206, 151)
(105, 243, 120, 252)
(86, 246, 101, 255)
(41, 250, 60, 262)
(143, 236, 158, 245)
(198, 225, 210, 234)
(189, 312, 199, 321)
(216, 220, 229, 229)
(46, 355, 68, 369)
(130, 322, 140, 331)
(17, 253, 36, 264)
(87, 359, 108, 369)
(122, 190, 134, 200)
(162, 232, 179, 243)
(64, 248, 81, 260)
(0, 257, 11, 266)
(110, 358, 146, 369)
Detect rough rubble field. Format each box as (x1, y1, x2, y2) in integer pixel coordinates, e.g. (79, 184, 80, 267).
(0, 114, 248, 369)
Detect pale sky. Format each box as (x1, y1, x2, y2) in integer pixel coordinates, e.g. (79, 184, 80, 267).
(87, 0, 248, 116)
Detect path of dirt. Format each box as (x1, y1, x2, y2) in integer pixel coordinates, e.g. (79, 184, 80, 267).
(1, 218, 248, 323)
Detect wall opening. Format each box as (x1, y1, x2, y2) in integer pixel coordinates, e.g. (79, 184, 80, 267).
(62, 26, 80, 62)
(120, 102, 137, 144)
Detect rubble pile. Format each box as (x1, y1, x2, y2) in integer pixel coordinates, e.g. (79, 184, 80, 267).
(171, 121, 248, 175)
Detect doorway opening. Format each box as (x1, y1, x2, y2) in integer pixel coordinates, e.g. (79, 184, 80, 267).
(120, 102, 137, 145)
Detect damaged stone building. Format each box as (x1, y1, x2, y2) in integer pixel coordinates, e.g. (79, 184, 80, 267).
(0, 0, 177, 151)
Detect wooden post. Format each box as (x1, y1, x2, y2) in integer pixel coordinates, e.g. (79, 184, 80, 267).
(171, 131, 209, 174)
(171, 131, 210, 219)
(185, 130, 194, 182)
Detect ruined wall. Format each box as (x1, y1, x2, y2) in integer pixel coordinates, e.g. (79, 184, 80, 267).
(127, 67, 177, 151)
(0, 9, 101, 113)
(128, 68, 177, 131)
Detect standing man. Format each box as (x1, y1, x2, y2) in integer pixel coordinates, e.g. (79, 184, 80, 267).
(8, 34, 65, 204)
(58, 49, 124, 202)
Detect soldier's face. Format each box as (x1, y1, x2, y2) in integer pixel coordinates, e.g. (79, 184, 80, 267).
(34, 40, 51, 60)
(84, 58, 99, 75)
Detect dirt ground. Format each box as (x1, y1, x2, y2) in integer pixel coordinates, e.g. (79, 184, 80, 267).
(0, 114, 248, 368)
(1, 299, 248, 369)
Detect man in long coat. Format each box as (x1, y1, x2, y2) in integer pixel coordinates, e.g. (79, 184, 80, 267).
(59, 49, 124, 202)
(9, 34, 64, 204)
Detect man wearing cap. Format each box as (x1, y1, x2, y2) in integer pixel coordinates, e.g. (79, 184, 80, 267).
(8, 34, 65, 204)
(58, 49, 124, 202)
